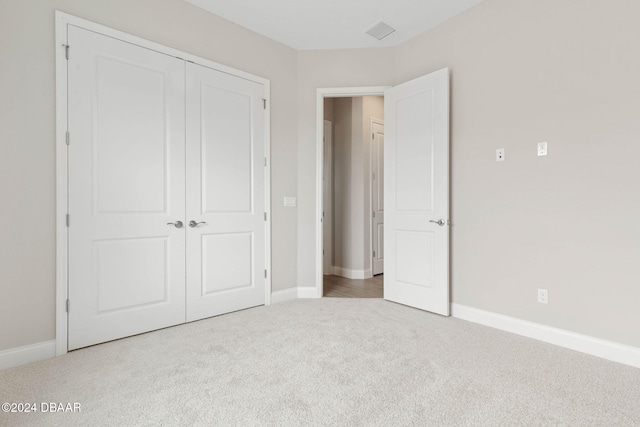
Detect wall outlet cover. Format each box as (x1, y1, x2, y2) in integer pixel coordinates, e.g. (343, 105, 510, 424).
(496, 148, 505, 162)
(537, 288, 548, 304)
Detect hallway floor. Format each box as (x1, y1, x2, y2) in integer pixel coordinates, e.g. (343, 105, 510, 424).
(323, 274, 383, 298)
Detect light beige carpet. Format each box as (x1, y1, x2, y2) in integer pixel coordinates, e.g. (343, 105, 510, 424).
(1, 298, 639, 426)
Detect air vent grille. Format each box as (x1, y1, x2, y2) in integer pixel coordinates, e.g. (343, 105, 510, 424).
(366, 21, 397, 41)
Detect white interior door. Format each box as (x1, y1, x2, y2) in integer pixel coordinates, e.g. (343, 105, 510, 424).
(323, 120, 333, 275)
(371, 120, 384, 276)
(383, 68, 450, 316)
(185, 62, 266, 322)
(67, 26, 186, 349)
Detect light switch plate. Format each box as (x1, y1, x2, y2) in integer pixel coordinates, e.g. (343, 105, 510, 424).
(496, 148, 505, 162)
(284, 196, 297, 207)
(537, 142, 548, 156)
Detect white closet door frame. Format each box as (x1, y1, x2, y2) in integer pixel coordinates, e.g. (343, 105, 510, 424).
(55, 11, 271, 356)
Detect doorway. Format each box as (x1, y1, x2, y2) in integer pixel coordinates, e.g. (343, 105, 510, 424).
(315, 70, 450, 314)
(322, 95, 384, 298)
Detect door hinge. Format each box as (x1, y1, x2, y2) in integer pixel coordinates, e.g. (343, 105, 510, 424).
(372, 211, 375, 218)
(65, 131, 70, 145)
(372, 133, 374, 139)
(373, 250, 376, 257)
(264, 157, 267, 167)
(66, 214, 70, 227)
(66, 299, 70, 313)
(264, 212, 267, 221)
(264, 269, 267, 278)
(262, 99, 266, 110)
(64, 44, 69, 60)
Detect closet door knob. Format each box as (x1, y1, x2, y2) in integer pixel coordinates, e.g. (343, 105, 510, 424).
(167, 221, 183, 229)
(189, 220, 207, 228)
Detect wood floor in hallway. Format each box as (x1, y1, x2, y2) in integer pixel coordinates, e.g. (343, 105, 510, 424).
(323, 274, 383, 298)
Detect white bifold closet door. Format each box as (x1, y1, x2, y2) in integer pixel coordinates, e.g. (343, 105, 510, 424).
(67, 26, 266, 350)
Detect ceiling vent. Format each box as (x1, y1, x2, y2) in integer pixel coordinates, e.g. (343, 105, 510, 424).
(365, 21, 397, 41)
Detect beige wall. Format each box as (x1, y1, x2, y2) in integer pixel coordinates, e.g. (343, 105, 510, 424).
(395, 0, 640, 347)
(323, 98, 334, 122)
(0, 0, 298, 351)
(331, 96, 383, 275)
(332, 98, 358, 271)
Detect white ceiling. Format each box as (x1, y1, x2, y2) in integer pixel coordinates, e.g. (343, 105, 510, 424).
(184, 0, 486, 50)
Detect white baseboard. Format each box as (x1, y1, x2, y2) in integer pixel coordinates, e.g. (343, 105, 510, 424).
(271, 287, 298, 304)
(0, 340, 56, 371)
(332, 266, 372, 280)
(297, 287, 319, 299)
(451, 303, 640, 369)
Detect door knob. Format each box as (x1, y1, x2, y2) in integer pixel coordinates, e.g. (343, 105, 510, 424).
(167, 221, 183, 229)
(189, 220, 207, 228)
(429, 219, 446, 226)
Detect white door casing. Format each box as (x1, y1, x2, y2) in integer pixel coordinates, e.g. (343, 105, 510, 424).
(383, 68, 450, 316)
(67, 25, 187, 349)
(371, 120, 384, 276)
(185, 62, 267, 322)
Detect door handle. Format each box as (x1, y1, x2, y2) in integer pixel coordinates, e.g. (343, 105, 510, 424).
(167, 221, 183, 229)
(189, 220, 207, 228)
(429, 219, 446, 226)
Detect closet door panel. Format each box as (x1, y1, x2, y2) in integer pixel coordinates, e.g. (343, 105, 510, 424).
(185, 62, 266, 322)
(67, 26, 186, 350)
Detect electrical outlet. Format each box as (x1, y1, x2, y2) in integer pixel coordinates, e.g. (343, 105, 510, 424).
(537, 288, 548, 304)
(496, 148, 505, 162)
(537, 142, 548, 156)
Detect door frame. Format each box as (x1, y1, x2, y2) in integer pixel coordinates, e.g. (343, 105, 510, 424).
(55, 11, 272, 356)
(315, 87, 389, 298)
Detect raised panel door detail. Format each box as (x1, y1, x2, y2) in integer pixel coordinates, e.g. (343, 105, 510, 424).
(95, 56, 168, 214)
(202, 232, 253, 295)
(395, 90, 434, 213)
(201, 84, 253, 214)
(95, 237, 168, 312)
(395, 231, 432, 289)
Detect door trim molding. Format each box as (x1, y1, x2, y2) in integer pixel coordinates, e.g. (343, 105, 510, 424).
(55, 11, 271, 356)
(315, 87, 389, 298)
